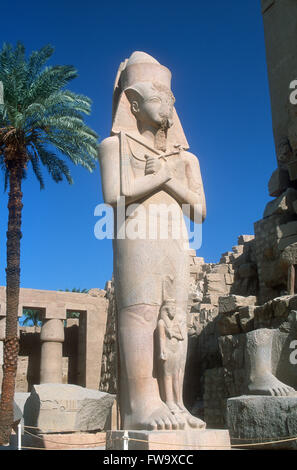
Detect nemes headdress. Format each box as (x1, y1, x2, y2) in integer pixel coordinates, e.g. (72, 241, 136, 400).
(111, 51, 189, 150)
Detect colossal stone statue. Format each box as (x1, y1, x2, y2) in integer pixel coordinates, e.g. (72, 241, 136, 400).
(99, 51, 206, 430)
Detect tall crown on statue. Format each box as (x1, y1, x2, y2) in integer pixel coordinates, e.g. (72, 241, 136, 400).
(111, 51, 189, 150)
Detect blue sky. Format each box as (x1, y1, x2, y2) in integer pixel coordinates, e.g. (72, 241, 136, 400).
(0, 0, 276, 291)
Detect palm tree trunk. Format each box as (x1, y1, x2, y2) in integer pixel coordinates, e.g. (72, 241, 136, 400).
(0, 166, 23, 445)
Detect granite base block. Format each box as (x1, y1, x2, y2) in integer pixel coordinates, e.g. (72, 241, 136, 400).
(106, 429, 231, 450)
(227, 395, 297, 449)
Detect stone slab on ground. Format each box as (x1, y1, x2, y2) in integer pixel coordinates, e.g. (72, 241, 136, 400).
(227, 395, 297, 449)
(24, 383, 115, 433)
(106, 429, 231, 450)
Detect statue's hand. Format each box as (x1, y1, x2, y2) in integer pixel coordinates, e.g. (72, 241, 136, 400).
(145, 155, 162, 175)
(145, 156, 172, 184)
(160, 350, 167, 361)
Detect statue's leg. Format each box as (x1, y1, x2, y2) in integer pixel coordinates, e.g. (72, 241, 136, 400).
(172, 370, 183, 413)
(246, 328, 296, 396)
(118, 304, 181, 430)
(163, 373, 177, 413)
(174, 333, 206, 429)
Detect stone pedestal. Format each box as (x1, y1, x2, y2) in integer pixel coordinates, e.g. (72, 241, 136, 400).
(106, 429, 231, 450)
(40, 319, 64, 383)
(227, 395, 297, 449)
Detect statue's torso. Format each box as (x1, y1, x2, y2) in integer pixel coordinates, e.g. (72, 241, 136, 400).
(114, 132, 190, 310)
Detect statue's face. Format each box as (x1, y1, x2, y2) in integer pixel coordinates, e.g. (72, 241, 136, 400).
(162, 301, 176, 320)
(131, 85, 175, 130)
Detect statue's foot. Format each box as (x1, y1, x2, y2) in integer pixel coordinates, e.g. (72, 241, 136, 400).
(165, 401, 186, 429)
(126, 400, 185, 431)
(176, 403, 206, 429)
(144, 404, 185, 431)
(248, 373, 297, 397)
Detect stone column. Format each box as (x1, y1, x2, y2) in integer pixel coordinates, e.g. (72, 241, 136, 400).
(40, 319, 64, 383)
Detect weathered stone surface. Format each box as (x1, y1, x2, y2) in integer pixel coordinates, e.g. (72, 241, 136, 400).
(263, 188, 297, 218)
(292, 200, 297, 214)
(254, 296, 293, 329)
(238, 235, 255, 245)
(218, 295, 256, 314)
(288, 160, 297, 182)
(202, 367, 227, 428)
(281, 242, 297, 266)
(106, 429, 231, 450)
(217, 313, 240, 336)
(224, 273, 234, 285)
(232, 245, 244, 255)
(261, 0, 275, 15)
(268, 168, 290, 197)
(278, 235, 297, 251)
(277, 221, 297, 239)
(24, 384, 115, 432)
(288, 295, 297, 310)
(259, 258, 288, 288)
(219, 334, 246, 371)
(204, 272, 228, 295)
(227, 396, 297, 449)
(203, 293, 220, 306)
(88, 288, 106, 298)
(238, 306, 255, 332)
(238, 263, 257, 279)
(219, 252, 232, 264)
(272, 295, 291, 317)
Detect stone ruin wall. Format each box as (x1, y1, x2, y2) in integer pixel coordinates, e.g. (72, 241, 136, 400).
(184, 171, 297, 428)
(185, 234, 259, 427)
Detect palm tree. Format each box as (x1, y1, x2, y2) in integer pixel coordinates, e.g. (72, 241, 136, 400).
(0, 42, 98, 445)
(21, 308, 42, 327)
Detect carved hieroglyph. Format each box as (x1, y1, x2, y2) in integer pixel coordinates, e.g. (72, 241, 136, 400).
(99, 51, 206, 430)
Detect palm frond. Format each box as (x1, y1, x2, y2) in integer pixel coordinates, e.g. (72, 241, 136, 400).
(27, 65, 78, 105)
(27, 44, 54, 85)
(0, 41, 99, 188)
(31, 141, 73, 184)
(28, 148, 45, 189)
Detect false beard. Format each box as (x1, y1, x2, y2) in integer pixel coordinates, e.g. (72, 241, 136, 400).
(154, 119, 169, 152)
